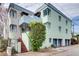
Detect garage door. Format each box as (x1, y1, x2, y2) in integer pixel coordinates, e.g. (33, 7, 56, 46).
(65, 39, 67, 46)
(58, 39, 62, 47)
(53, 39, 57, 48)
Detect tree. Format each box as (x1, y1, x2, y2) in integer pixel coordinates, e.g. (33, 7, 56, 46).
(29, 21, 46, 51)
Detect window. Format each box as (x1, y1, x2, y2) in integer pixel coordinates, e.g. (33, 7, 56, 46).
(43, 8, 51, 16)
(59, 16, 61, 21)
(20, 23, 30, 32)
(59, 26, 61, 32)
(10, 24, 17, 32)
(43, 9, 47, 16)
(66, 29, 68, 33)
(48, 8, 51, 15)
(10, 9, 17, 18)
(66, 20, 68, 25)
(49, 38, 51, 43)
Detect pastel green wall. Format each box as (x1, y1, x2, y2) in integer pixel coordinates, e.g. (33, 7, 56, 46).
(40, 6, 72, 48)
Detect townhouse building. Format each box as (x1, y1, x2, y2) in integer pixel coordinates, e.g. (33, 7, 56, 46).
(7, 3, 72, 53)
(36, 3, 72, 48)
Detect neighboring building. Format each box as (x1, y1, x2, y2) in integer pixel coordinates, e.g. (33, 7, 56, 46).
(7, 3, 72, 53)
(8, 3, 40, 52)
(0, 3, 4, 37)
(0, 3, 8, 38)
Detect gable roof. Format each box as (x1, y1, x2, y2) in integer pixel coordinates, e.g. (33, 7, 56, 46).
(36, 3, 71, 21)
(8, 3, 34, 15)
(16, 3, 43, 13)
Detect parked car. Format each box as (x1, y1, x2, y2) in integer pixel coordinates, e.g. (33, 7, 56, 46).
(71, 38, 78, 45)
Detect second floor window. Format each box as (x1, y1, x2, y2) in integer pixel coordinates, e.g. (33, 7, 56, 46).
(43, 8, 51, 16)
(59, 16, 61, 22)
(59, 26, 61, 32)
(66, 29, 68, 33)
(66, 20, 68, 25)
(49, 38, 52, 43)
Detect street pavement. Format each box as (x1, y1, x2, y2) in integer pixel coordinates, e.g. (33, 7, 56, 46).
(54, 44, 79, 56)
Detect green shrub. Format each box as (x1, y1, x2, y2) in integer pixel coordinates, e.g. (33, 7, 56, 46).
(0, 37, 8, 52)
(11, 47, 18, 55)
(29, 22, 46, 51)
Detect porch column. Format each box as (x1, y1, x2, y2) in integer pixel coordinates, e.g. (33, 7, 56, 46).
(3, 23, 8, 39)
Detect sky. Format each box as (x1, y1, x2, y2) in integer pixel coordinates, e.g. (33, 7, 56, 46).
(4, 3, 79, 34)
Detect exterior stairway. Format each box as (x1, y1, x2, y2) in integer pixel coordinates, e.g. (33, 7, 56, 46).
(18, 37, 28, 53)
